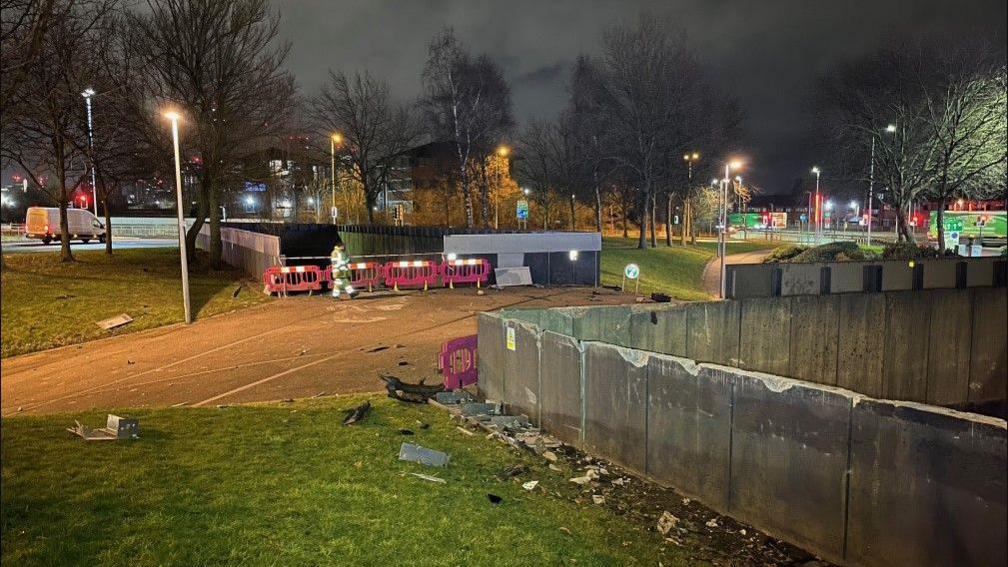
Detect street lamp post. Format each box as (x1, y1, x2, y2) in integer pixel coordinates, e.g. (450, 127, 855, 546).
(330, 133, 342, 225)
(867, 124, 896, 246)
(720, 160, 742, 298)
(82, 88, 98, 216)
(683, 152, 699, 244)
(165, 111, 192, 324)
(811, 166, 821, 245)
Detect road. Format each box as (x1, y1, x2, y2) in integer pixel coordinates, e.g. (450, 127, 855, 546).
(1, 237, 176, 253)
(1, 286, 636, 416)
(702, 250, 769, 298)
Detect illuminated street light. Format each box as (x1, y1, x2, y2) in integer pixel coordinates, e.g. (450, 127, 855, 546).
(330, 133, 343, 224)
(164, 111, 192, 324)
(719, 159, 744, 298)
(497, 145, 510, 157)
(81, 87, 98, 216)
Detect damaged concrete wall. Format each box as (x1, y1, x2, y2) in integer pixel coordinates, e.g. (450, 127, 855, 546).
(477, 310, 1007, 566)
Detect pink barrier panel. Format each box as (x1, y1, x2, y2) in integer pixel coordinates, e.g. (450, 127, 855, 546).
(439, 334, 479, 389)
(383, 260, 440, 291)
(347, 262, 385, 292)
(262, 265, 324, 295)
(440, 258, 490, 288)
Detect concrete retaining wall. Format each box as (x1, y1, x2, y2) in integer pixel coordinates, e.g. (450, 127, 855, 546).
(727, 257, 1006, 299)
(496, 288, 1006, 410)
(197, 226, 280, 279)
(477, 314, 1008, 566)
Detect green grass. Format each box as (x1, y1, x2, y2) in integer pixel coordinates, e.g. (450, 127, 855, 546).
(0, 248, 268, 358)
(601, 238, 772, 301)
(2, 396, 687, 566)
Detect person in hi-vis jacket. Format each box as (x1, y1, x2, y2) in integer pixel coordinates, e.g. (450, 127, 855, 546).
(330, 243, 358, 298)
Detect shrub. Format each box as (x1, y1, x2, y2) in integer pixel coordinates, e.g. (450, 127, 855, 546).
(789, 241, 865, 263)
(762, 245, 807, 263)
(878, 242, 940, 260)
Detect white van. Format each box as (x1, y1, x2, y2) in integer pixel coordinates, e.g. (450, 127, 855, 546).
(25, 207, 106, 244)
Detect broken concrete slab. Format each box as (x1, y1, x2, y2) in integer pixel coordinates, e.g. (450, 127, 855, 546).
(460, 402, 502, 417)
(95, 314, 133, 331)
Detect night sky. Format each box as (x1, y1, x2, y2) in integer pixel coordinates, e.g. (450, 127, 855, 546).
(277, 0, 1006, 194)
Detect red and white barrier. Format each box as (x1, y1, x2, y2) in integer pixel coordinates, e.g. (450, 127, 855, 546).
(383, 260, 440, 291)
(346, 261, 385, 292)
(441, 258, 490, 289)
(263, 265, 324, 295)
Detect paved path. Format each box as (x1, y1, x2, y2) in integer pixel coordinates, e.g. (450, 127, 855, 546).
(1, 286, 633, 416)
(2, 237, 175, 253)
(701, 250, 769, 298)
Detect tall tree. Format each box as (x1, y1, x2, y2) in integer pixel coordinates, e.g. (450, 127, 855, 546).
(1, 0, 116, 262)
(421, 28, 514, 228)
(130, 0, 295, 267)
(311, 71, 420, 223)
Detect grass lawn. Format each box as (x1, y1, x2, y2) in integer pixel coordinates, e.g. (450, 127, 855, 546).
(600, 238, 773, 301)
(2, 396, 686, 566)
(0, 248, 268, 358)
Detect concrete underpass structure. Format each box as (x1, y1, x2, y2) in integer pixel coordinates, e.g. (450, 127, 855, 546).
(477, 287, 1007, 566)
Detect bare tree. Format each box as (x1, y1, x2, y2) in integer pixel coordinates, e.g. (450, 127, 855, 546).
(921, 56, 1006, 250)
(421, 28, 514, 228)
(310, 71, 420, 223)
(129, 0, 296, 267)
(2, 0, 116, 262)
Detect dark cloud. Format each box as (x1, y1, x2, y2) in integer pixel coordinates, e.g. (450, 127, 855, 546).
(275, 0, 1007, 193)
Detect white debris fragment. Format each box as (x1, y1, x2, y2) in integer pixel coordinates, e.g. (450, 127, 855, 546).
(657, 511, 680, 536)
(522, 480, 539, 491)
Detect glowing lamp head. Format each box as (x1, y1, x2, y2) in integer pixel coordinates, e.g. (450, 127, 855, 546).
(885, 124, 897, 133)
(81, 88, 95, 98)
(811, 166, 820, 175)
(568, 250, 579, 261)
(446, 253, 457, 262)
(692, 152, 700, 160)
(164, 111, 181, 122)
(332, 133, 343, 144)
(729, 160, 743, 170)
(496, 145, 510, 157)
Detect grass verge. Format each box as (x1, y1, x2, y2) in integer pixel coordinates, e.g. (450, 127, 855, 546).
(2, 396, 685, 566)
(0, 248, 268, 358)
(600, 238, 772, 301)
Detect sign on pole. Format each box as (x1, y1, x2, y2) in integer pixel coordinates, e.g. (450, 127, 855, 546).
(516, 199, 529, 221)
(622, 263, 640, 294)
(331, 206, 339, 220)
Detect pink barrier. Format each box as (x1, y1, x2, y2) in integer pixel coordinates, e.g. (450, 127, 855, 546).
(383, 260, 440, 291)
(439, 334, 478, 389)
(263, 265, 324, 295)
(440, 258, 490, 288)
(347, 261, 385, 292)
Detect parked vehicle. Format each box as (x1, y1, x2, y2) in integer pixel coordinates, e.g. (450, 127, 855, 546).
(25, 207, 106, 244)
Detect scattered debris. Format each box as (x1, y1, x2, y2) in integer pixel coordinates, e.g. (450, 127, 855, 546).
(461, 402, 502, 417)
(592, 494, 606, 505)
(549, 463, 563, 473)
(397, 361, 409, 366)
(455, 426, 475, 436)
(486, 493, 503, 505)
(657, 512, 680, 536)
(216, 404, 229, 409)
(367, 345, 389, 353)
(342, 401, 372, 426)
(232, 283, 244, 297)
(282, 398, 294, 403)
(95, 313, 133, 331)
(127, 360, 135, 365)
(312, 391, 326, 398)
(559, 527, 571, 535)
(380, 374, 444, 403)
(650, 292, 672, 303)
(434, 390, 476, 405)
(612, 477, 628, 486)
(682, 497, 690, 505)
(398, 443, 450, 467)
(416, 420, 430, 429)
(299, 347, 308, 356)
(705, 518, 719, 528)
(398, 429, 414, 436)
(409, 472, 446, 484)
(522, 480, 539, 491)
(502, 464, 528, 478)
(67, 414, 139, 441)
(542, 450, 558, 462)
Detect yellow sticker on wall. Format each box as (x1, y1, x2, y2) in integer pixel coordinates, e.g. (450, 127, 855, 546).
(506, 326, 516, 351)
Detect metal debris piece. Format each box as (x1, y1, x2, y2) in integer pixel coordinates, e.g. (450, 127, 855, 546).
(455, 426, 476, 436)
(342, 401, 371, 425)
(96, 314, 133, 331)
(409, 472, 446, 484)
(380, 374, 444, 403)
(398, 443, 450, 467)
(486, 415, 529, 429)
(522, 480, 539, 491)
(67, 414, 139, 441)
(592, 494, 605, 505)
